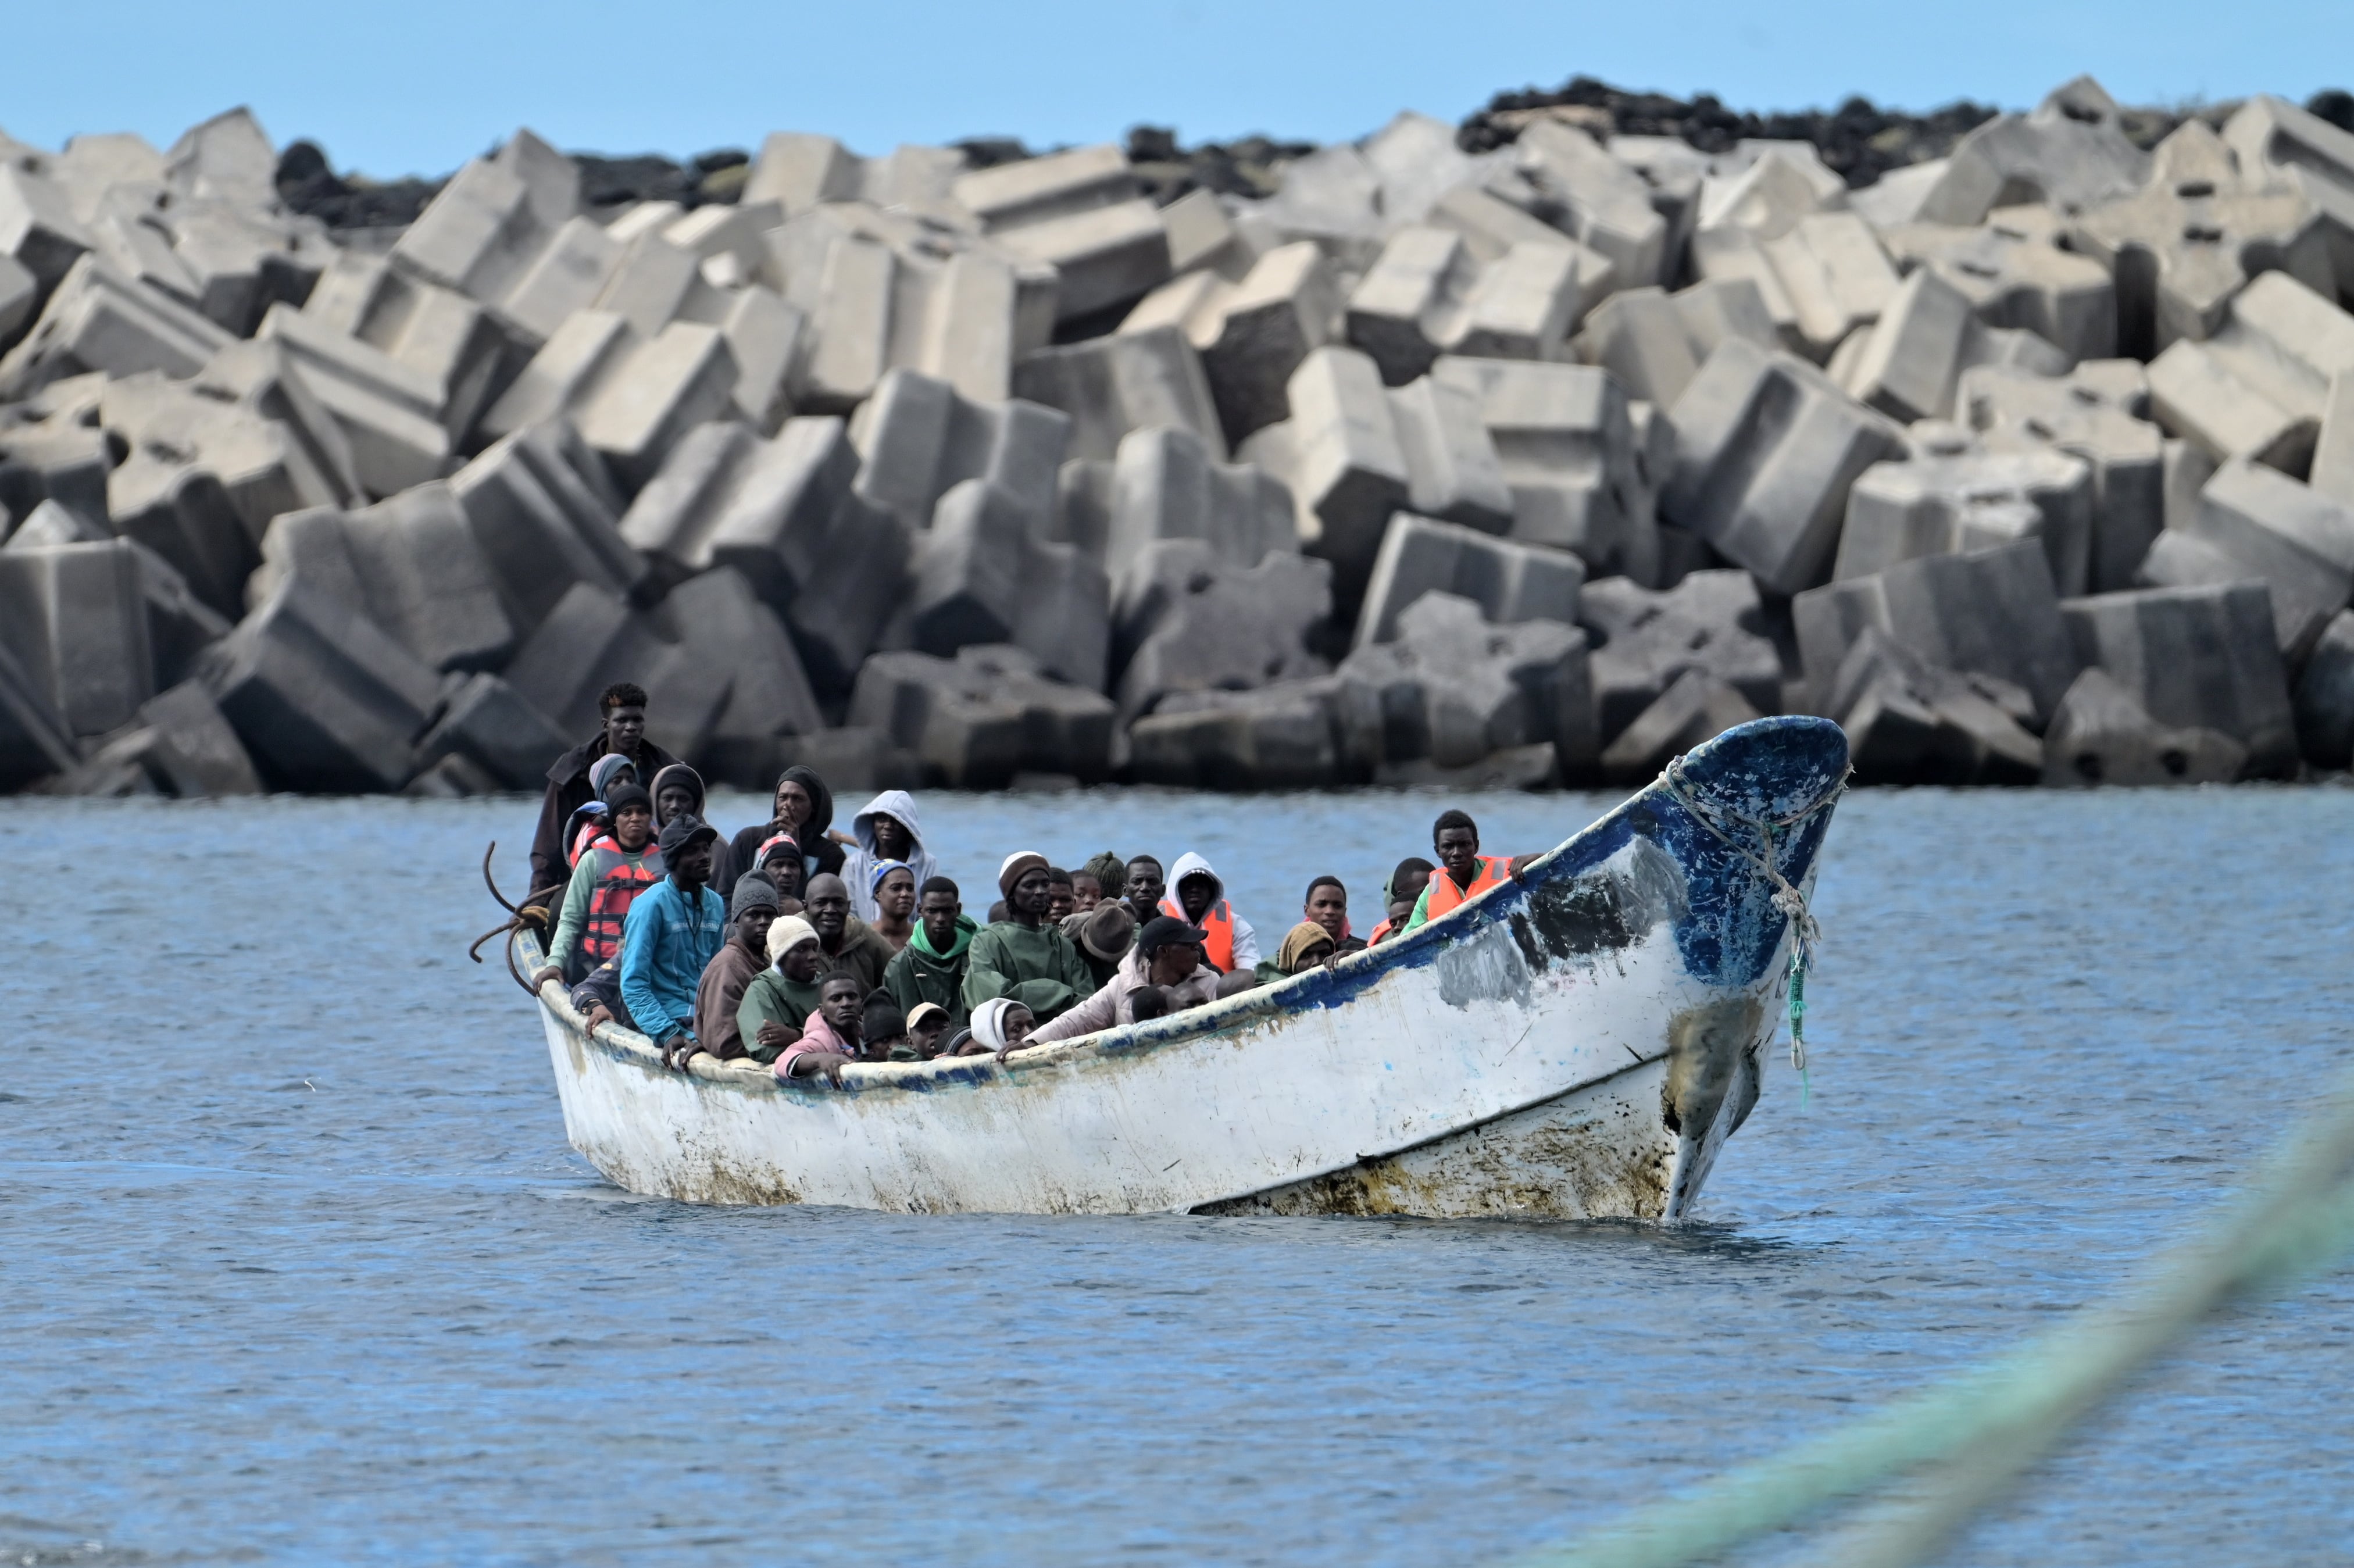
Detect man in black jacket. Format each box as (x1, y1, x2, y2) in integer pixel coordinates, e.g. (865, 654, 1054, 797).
(529, 683, 679, 896)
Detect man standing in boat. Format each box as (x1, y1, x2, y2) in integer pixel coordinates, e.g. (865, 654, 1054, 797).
(1402, 810, 1539, 931)
(529, 683, 679, 898)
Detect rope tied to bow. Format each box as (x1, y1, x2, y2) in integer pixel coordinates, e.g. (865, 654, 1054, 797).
(1660, 758, 1845, 1106)
(467, 841, 562, 995)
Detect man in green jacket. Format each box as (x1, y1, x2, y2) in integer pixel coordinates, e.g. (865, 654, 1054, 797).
(885, 877, 976, 1029)
(963, 853, 1095, 1023)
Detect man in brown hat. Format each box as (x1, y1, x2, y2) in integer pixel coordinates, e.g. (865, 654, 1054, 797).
(961, 852, 1095, 1023)
(1064, 899, 1137, 990)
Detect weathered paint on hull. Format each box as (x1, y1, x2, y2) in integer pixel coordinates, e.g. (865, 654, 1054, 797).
(527, 716, 1847, 1220)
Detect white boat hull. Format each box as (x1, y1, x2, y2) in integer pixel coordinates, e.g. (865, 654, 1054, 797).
(524, 716, 1848, 1220)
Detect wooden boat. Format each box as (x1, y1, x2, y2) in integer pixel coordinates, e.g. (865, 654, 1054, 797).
(518, 715, 1849, 1219)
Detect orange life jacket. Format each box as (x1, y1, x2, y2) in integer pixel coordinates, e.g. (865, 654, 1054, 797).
(1160, 892, 1239, 972)
(582, 854, 660, 968)
(1424, 855, 1510, 921)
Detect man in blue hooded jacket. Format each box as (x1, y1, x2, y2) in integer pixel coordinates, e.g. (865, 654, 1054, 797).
(620, 816, 726, 1071)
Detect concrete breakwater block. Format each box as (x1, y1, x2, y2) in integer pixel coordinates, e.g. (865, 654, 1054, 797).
(199, 573, 443, 792)
(2041, 666, 2246, 786)
(1580, 569, 1781, 745)
(0, 538, 154, 738)
(849, 645, 1116, 787)
(1663, 337, 1908, 596)
(1960, 359, 2163, 592)
(1353, 511, 1585, 647)
(2061, 582, 2297, 777)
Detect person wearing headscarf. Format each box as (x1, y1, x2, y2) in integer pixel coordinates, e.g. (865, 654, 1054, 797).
(962, 852, 1095, 1023)
(867, 861, 917, 951)
(564, 753, 642, 867)
(885, 876, 976, 1030)
(1273, 920, 1339, 976)
(951, 996, 1037, 1061)
(694, 874, 783, 1059)
(1028, 915, 1221, 1045)
(841, 791, 940, 923)
(736, 915, 826, 1066)
(720, 767, 844, 899)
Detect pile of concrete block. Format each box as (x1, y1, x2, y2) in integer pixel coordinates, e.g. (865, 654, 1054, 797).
(5, 78, 2354, 798)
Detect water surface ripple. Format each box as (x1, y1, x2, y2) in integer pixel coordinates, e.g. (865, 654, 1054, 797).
(4, 785, 2351, 1565)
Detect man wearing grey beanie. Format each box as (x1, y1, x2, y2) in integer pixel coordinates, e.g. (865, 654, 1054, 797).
(694, 871, 783, 1060)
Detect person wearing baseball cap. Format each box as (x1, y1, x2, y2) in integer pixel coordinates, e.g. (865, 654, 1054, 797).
(960, 851, 1095, 1024)
(1028, 913, 1222, 1045)
(619, 815, 726, 1072)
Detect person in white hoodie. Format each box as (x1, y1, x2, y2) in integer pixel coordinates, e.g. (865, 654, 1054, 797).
(842, 790, 941, 923)
(1156, 851, 1260, 974)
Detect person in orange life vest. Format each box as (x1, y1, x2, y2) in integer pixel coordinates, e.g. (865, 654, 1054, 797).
(1403, 810, 1539, 931)
(1366, 858, 1434, 945)
(1158, 852, 1260, 973)
(535, 783, 662, 988)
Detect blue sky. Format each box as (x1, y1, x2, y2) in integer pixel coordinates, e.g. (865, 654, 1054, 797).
(5, 0, 2346, 177)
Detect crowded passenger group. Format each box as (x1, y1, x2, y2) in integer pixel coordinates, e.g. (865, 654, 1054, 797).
(527, 683, 1538, 1085)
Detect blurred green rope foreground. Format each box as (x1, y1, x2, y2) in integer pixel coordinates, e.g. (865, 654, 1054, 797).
(1512, 1064, 2354, 1568)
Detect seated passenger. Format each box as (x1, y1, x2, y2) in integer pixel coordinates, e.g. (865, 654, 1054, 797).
(1127, 985, 1173, 1023)
(1065, 901, 1135, 989)
(1273, 920, 1338, 976)
(1045, 867, 1076, 921)
(535, 783, 660, 988)
(905, 1002, 951, 1059)
(962, 854, 1096, 1023)
(1158, 852, 1260, 973)
(863, 995, 915, 1062)
(803, 872, 895, 993)
(692, 874, 780, 1060)
(620, 817, 726, 1072)
(954, 996, 1037, 1062)
(568, 960, 635, 1035)
(565, 753, 640, 867)
(867, 862, 917, 952)
(1120, 855, 1166, 923)
(737, 916, 824, 1066)
(885, 877, 976, 1030)
(1367, 858, 1434, 945)
(1028, 915, 1221, 1044)
(1403, 810, 1538, 931)
(753, 833, 808, 913)
(842, 790, 939, 922)
(722, 767, 844, 899)
(1303, 876, 1366, 954)
(648, 763, 706, 835)
(1079, 852, 1126, 913)
(774, 971, 867, 1085)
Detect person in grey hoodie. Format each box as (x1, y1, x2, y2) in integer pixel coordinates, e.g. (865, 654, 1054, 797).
(841, 790, 941, 923)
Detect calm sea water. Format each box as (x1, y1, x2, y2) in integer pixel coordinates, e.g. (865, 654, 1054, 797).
(5, 783, 2352, 1567)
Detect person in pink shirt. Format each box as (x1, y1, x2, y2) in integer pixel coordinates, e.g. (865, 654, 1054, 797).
(774, 971, 866, 1086)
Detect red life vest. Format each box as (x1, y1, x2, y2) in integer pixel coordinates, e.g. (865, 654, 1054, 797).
(1424, 855, 1510, 921)
(581, 853, 660, 967)
(1160, 892, 1239, 972)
